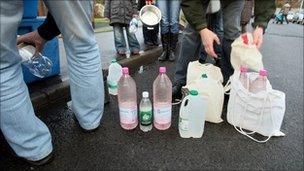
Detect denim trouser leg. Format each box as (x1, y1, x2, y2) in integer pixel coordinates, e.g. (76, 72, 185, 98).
(45, 1, 104, 130)
(169, 0, 180, 34)
(112, 24, 127, 53)
(158, 0, 180, 34)
(221, 0, 244, 83)
(173, 24, 201, 86)
(126, 26, 140, 53)
(0, 1, 52, 161)
(157, 0, 169, 34)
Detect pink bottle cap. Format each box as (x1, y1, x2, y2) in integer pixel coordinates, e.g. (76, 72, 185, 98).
(122, 67, 129, 75)
(240, 65, 248, 73)
(159, 67, 166, 74)
(259, 69, 268, 76)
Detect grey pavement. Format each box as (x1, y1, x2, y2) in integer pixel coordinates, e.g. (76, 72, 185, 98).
(0, 21, 303, 170)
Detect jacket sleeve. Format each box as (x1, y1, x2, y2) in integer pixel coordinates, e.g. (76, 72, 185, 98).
(37, 12, 61, 41)
(181, 0, 209, 31)
(104, 0, 110, 18)
(252, 0, 276, 31)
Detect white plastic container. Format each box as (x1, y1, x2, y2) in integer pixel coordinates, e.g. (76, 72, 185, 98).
(107, 59, 122, 95)
(153, 67, 172, 130)
(179, 90, 206, 138)
(139, 91, 153, 132)
(117, 67, 138, 130)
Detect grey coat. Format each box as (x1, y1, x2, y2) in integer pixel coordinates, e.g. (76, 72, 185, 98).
(104, 0, 138, 26)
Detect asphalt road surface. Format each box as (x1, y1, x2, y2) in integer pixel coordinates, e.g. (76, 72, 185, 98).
(0, 22, 303, 170)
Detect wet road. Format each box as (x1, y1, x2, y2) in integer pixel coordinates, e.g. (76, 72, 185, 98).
(0, 22, 303, 170)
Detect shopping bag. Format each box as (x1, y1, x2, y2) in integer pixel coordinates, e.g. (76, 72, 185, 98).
(183, 62, 224, 123)
(226, 71, 286, 143)
(230, 33, 264, 72)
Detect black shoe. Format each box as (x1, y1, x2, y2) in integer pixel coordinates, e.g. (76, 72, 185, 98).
(168, 50, 176, 61)
(26, 151, 54, 166)
(168, 33, 179, 62)
(172, 84, 183, 102)
(158, 33, 170, 61)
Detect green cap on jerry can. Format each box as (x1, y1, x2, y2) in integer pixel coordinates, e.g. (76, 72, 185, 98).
(189, 90, 198, 96)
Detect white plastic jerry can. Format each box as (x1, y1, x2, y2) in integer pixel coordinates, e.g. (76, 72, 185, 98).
(179, 90, 206, 138)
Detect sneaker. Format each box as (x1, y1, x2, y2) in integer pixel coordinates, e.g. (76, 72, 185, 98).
(131, 51, 140, 56)
(26, 151, 54, 166)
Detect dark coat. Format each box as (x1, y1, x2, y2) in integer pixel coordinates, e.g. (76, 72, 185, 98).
(104, 0, 138, 26)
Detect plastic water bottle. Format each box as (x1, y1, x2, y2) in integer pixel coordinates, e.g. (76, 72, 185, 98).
(129, 18, 139, 34)
(249, 69, 268, 93)
(240, 65, 249, 89)
(139, 91, 153, 132)
(179, 90, 206, 138)
(18, 44, 53, 78)
(117, 67, 138, 130)
(107, 59, 122, 95)
(153, 67, 172, 130)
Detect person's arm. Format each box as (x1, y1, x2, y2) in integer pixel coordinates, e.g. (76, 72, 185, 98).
(17, 12, 60, 53)
(104, 0, 110, 19)
(37, 12, 61, 41)
(251, 0, 276, 49)
(252, 0, 276, 31)
(180, 0, 209, 31)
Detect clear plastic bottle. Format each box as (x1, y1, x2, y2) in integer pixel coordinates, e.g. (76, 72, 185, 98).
(117, 67, 138, 130)
(179, 90, 206, 138)
(153, 67, 172, 130)
(240, 65, 249, 89)
(139, 91, 153, 132)
(107, 59, 122, 95)
(18, 44, 53, 78)
(249, 69, 268, 93)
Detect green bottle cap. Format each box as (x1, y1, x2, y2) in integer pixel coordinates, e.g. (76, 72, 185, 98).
(111, 59, 117, 63)
(202, 74, 208, 78)
(189, 90, 198, 96)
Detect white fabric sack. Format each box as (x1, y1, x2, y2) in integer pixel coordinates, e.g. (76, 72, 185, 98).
(230, 33, 264, 72)
(184, 62, 224, 123)
(227, 71, 286, 143)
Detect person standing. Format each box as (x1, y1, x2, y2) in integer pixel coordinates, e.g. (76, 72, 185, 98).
(104, 0, 141, 57)
(181, 0, 276, 84)
(157, 0, 180, 62)
(1, 1, 105, 165)
(281, 2, 291, 24)
(138, 0, 159, 48)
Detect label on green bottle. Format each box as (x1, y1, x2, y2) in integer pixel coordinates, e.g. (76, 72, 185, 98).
(140, 110, 152, 126)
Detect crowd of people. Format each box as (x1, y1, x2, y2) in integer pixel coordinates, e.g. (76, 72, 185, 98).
(0, 0, 275, 165)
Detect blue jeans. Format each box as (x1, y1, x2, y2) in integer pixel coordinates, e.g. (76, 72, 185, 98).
(0, 1, 104, 160)
(113, 24, 140, 53)
(174, 11, 223, 86)
(157, 0, 180, 34)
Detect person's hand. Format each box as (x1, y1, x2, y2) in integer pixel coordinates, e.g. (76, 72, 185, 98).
(199, 28, 220, 58)
(145, 0, 155, 5)
(17, 30, 46, 54)
(253, 27, 264, 49)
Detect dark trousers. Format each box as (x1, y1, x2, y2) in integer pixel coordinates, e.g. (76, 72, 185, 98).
(143, 24, 159, 45)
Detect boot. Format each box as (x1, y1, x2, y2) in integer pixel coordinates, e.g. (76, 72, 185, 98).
(168, 33, 179, 61)
(158, 33, 170, 61)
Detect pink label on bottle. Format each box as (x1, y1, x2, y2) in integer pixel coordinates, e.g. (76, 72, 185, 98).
(119, 106, 137, 124)
(154, 106, 171, 124)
